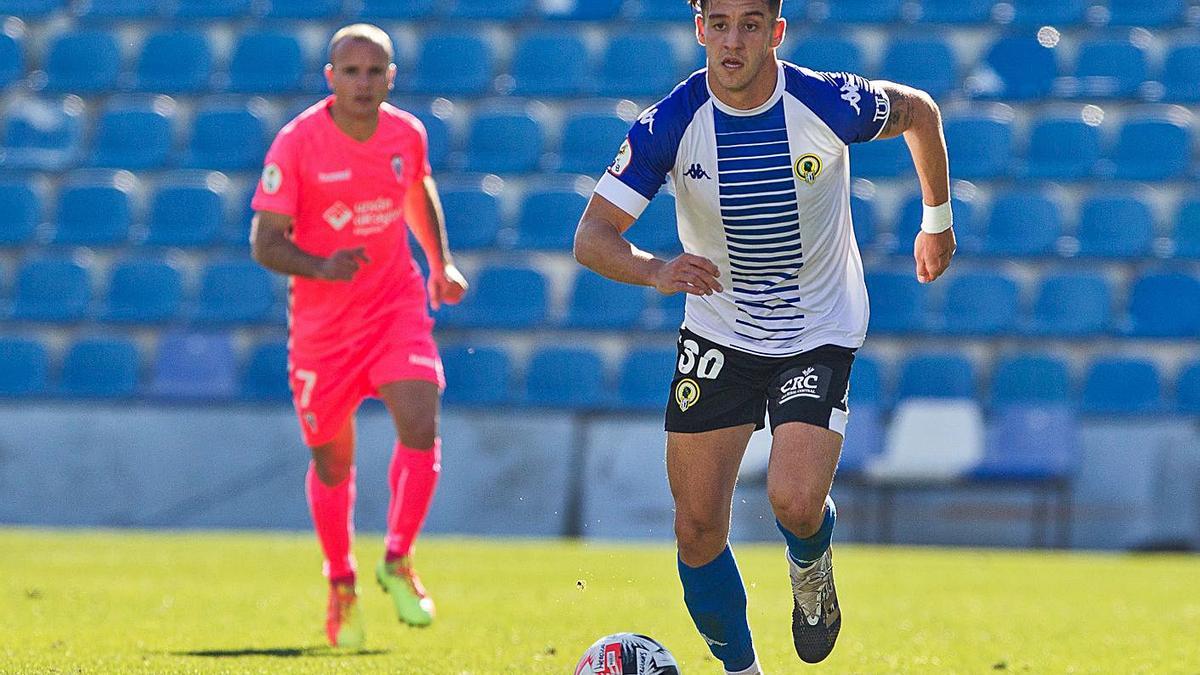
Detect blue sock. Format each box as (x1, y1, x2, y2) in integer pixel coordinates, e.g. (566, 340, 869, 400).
(777, 495, 836, 566)
(678, 545, 755, 672)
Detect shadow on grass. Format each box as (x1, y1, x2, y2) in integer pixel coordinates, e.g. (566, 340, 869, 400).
(171, 647, 389, 658)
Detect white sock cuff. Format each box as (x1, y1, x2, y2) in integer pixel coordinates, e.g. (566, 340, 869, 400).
(725, 655, 762, 675)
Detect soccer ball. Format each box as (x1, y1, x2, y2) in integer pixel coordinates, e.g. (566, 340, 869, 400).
(574, 633, 681, 675)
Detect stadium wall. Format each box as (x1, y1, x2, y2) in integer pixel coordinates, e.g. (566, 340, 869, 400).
(1, 404, 1197, 551)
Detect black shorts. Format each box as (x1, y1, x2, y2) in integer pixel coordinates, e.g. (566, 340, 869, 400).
(664, 327, 856, 435)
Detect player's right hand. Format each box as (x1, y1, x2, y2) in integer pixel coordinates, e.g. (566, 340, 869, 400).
(652, 253, 723, 296)
(318, 247, 370, 281)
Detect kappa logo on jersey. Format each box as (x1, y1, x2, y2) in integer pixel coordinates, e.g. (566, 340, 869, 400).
(610, 138, 633, 176)
(675, 378, 701, 412)
(684, 163, 711, 180)
(638, 106, 658, 134)
(261, 163, 283, 195)
(390, 154, 405, 182)
(794, 154, 823, 185)
(839, 79, 862, 114)
(323, 201, 353, 231)
(779, 365, 833, 404)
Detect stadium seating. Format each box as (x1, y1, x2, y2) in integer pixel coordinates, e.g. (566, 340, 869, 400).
(0, 181, 41, 246)
(869, 399, 985, 481)
(10, 257, 91, 322)
(1023, 115, 1102, 179)
(879, 37, 957, 99)
(989, 353, 1073, 406)
(411, 32, 493, 97)
(895, 195, 981, 254)
(864, 271, 929, 333)
(784, 35, 863, 74)
(629, 0, 694, 21)
(355, 0, 434, 19)
(1, 97, 85, 171)
(515, 183, 589, 250)
(943, 111, 1013, 179)
(972, 407, 1077, 481)
(443, 0, 531, 20)
(895, 353, 976, 400)
(43, 30, 121, 93)
(166, 0, 253, 19)
(0, 31, 23, 89)
(74, 0, 159, 19)
(1106, 0, 1186, 26)
(0, 337, 48, 396)
(1070, 39, 1148, 99)
(145, 173, 227, 247)
(1106, 114, 1192, 181)
(441, 345, 512, 406)
(102, 259, 183, 324)
(616, 347, 676, 410)
(981, 35, 1060, 101)
(261, 0, 341, 19)
(543, 0, 622, 21)
(1127, 272, 1200, 337)
(90, 97, 176, 170)
(239, 339, 289, 402)
(135, 30, 213, 94)
(918, 0, 994, 23)
(939, 271, 1020, 335)
(510, 32, 589, 97)
(436, 265, 547, 329)
(192, 260, 277, 324)
(821, 0, 902, 23)
(597, 34, 680, 98)
(1160, 45, 1200, 102)
(59, 337, 140, 398)
(837, 404, 884, 477)
(647, 291, 686, 332)
(1005, 0, 1089, 26)
(0, 0, 61, 17)
(52, 172, 134, 246)
(850, 137, 911, 178)
(228, 31, 307, 94)
(465, 110, 544, 174)
(849, 354, 883, 405)
(1076, 196, 1154, 258)
(439, 182, 502, 250)
(564, 271, 648, 330)
(984, 190, 1063, 257)
(1174, 200, 1200, 258)
(524, 347, 607, 408)
(558, 111, 629, 174)
(402, 103, 451, 171)
(626, 194, 681, 254)
(850, 193, 877, 250)
(1081, 358, 1162, 414)
(1030, 273, 1112, 336)
(1177, 362, 1200, 414)
(184, 101, 270, 171)
(150, 331, 237, 399)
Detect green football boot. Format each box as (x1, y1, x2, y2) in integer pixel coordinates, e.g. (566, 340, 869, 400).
(325, 582, 365, 649)
(376, 556, 435, 627)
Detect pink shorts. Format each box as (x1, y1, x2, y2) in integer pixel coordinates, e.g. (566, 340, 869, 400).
(289, 330, 444, 447)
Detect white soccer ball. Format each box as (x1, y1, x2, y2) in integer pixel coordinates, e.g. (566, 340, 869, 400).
(574, 633, 681, 675)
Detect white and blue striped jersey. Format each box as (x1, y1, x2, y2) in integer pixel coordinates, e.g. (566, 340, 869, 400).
(595, 61, 891, 357)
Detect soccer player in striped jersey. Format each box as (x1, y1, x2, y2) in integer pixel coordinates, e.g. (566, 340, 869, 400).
(574, 0, 955, 670)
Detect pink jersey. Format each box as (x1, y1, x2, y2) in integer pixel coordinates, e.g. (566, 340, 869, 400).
(252, 96, 432, 357)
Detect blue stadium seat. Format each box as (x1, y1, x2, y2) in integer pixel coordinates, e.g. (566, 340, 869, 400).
(465, 110, 543, 173)
(151, 331, 236, 400)
(940, 271, 1020, 335)
(1030, 273, 1111, 336)
(443, 0, 531, 20)
(0, 337, 48, 396)
(185, 101, 270, 171)
(984, 190, 1062, 257)
(261, 0, 340, 18)
(850, 193, 876, 250)
(102, 260, 183, 324)
(135, 30, 213, 93)
(411, 32, 493, 97)
(1177, 362, 1200, 414)
(850, 137, 910, 178)
(228, 31, 306, 93)
(616, 347, 676, 410)
(0, 181, 41, 246)
(647, 290, 685, 331)
(542, 0, 621, 20)
(355, 0, 434, 19)
(227, 183, 256, 247)
(402, 103, 452, 171)
(1076, 196, 1154, 258)
(440, 183, 501, 250)
(74, 0, 159, 18)
(0, 97, 84, 171)
(1005, 0, 1089, 26)
(43, 30, 120, 93)
(1081, 358, 1162, 414)
(90, 98, 176, 170)
(1023, 115, 1101, 179)
(10, 257, 91, 322)
(1071, 39, 1147, 98)
(0, 0, 62, 17)
(436, 265, 547, 329)
(838, 403, 884, 477)
(515, 185, 589, 250)
(918, 0, 994, 23)
(895, 353, 976, 400)
(193, 260, 276, 324)
(944, 112, 1012, 179)
(60, 337, 140, 398)
(630, 0, 695, 21)
(895, 194, 981, 254)
(52, 174, 134, 246)
(559, 111, 628, 174)
(1106, 115, 1191, 181)
(145, 173, 226, 247)
(166, 0, 252, 18)
(1106, 0, 1185, 26)
(626, 194, 681, 254)
(0, 32, 23, 89)
(1160, 45, 1200, 102)
(524, 347, 607, 408)
(864, 271, 929, 333)
(564, 272, 648, 329)
(821, 0, 901, 23)
(990, 353, 1072, 406)
(1127, 272, 1200, 337)
(598, 34, 679, 98)
(879, 37, 957, 99)
(784, 35, 863, 75)
(240, 339, 289, 402)
(1174, 200, 1200, 259)
(983, 35, 1060, 100)
(511, 32, 588, 97)
(972, 407, 1078, 482)
(849, 353, 883, 406)
(441, 345, 512, 406)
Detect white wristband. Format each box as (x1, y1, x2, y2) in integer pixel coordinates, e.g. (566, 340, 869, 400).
(920, 200, 954, 234)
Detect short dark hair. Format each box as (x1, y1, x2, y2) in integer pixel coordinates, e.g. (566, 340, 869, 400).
(687, 0, 783, 18)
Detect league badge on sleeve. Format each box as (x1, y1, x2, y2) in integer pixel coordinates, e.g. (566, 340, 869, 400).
(390, 154, 405, 182)
(609, 138, 633, 176)
(262, 163, 283, 195)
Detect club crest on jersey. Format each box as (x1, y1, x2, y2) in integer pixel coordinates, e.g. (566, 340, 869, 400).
(795, 154, 823, 185)
(261, 163, 282, 195)
(390, 154, 405, 182)
(675, 378, 701, 412)
(610, 138, 633, 176)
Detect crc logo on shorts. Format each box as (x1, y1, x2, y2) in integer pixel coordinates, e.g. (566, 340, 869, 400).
(261, 163, 283, 195)
(675, 378, 701, 412)
(779, 365, 832, 404)
(795, 154, 823, 185)
(609, 138, 632, 176)
(323, 201, 353, 231)
(390, 154, 405, 182)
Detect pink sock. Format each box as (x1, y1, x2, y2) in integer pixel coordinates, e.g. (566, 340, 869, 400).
(385, 439, 441, 560)
(305, 462, 356, 585)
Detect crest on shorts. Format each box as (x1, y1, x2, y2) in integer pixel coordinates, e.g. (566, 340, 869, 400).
(391, 154, 405, 182)
(675, 378, 701, 412)
(794, 153, 823, 185)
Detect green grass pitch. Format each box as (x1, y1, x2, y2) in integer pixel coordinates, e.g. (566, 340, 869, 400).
(2, 528, 1198, 673)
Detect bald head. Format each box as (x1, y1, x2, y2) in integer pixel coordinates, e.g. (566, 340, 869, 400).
(328, 23, 394, 65)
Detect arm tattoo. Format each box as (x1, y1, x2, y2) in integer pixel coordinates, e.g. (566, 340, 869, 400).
(877, 84, 916, 140)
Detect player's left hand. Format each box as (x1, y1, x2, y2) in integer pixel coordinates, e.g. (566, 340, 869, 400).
(914, 229, 956, 284)
(428, 263, 468, 310)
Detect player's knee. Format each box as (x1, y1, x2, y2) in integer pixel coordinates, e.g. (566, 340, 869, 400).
(674, 511, 728, 557)
(311, 450, 353, 485)
(397, 421, 437, 450)
(767, 486, 826, 537)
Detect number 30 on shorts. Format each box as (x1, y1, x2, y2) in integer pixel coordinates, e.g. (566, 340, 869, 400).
(677, 339, 724, 379)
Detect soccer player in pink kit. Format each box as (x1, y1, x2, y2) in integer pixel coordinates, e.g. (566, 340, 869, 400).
(250, 24, 468, 648)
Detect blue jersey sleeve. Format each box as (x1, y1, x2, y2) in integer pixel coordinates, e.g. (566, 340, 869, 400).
(784, 65, 891, 144)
